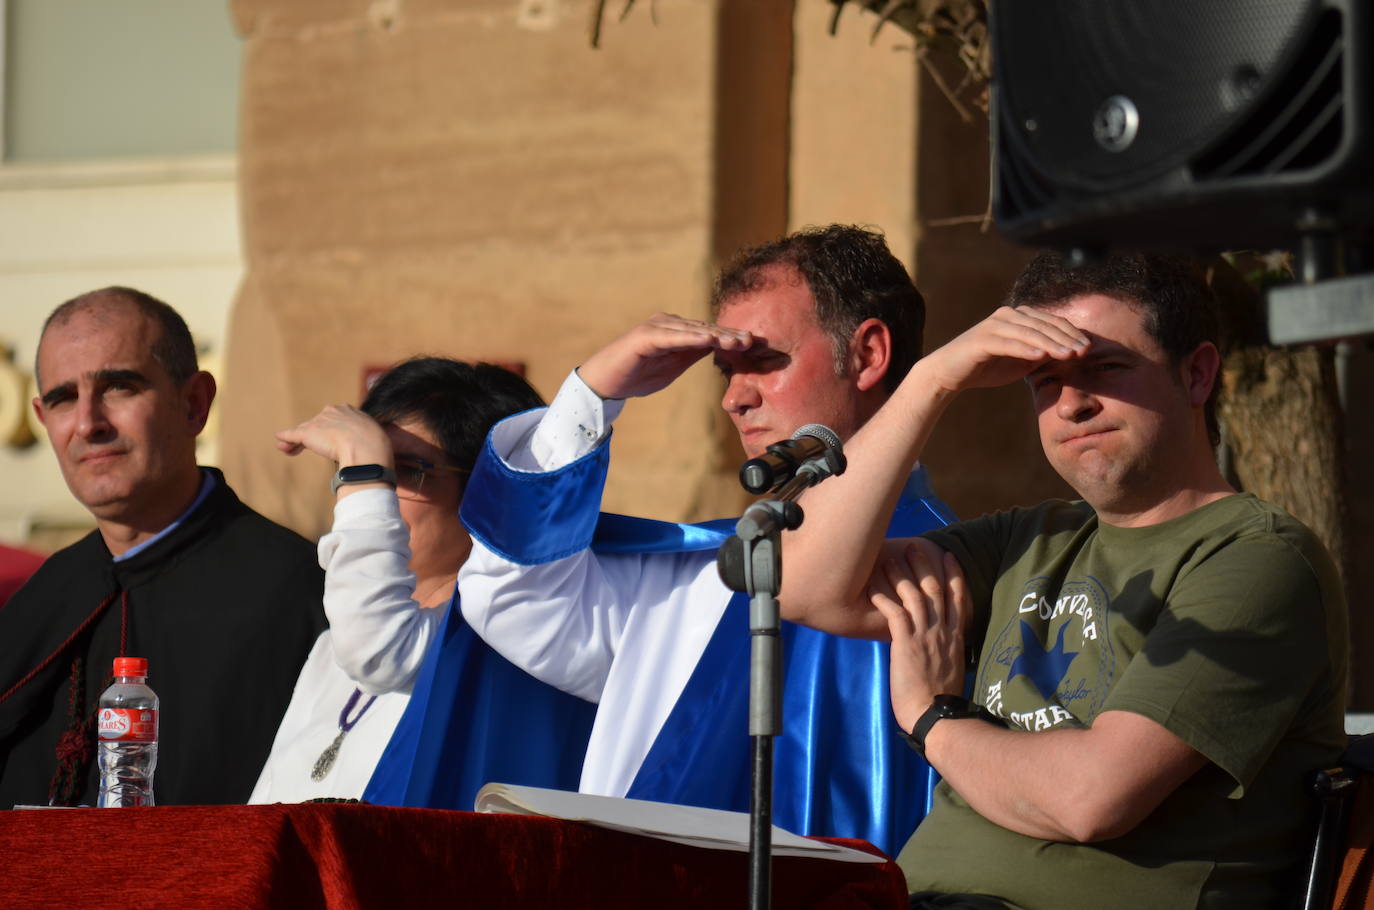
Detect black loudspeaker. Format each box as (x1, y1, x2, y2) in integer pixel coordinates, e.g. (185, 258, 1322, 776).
(990, 0, 1374, 253)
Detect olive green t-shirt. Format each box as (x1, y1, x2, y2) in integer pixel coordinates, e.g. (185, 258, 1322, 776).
(898, 494, 1348, 910)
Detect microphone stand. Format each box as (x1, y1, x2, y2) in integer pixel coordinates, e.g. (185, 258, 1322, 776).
(717, 448, 845, 910)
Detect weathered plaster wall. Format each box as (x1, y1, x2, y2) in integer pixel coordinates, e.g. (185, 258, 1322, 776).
(221, 0, 1063, 540)
(224, 0, 744, 537)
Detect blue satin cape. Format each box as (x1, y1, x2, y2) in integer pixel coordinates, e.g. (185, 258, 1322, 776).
(621, 474, 954, 857)
(362, 588, 596, 809)
(460, 424, 956, 855)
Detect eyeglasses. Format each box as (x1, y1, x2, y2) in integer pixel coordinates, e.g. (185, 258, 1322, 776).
(394, 454, 469, 501)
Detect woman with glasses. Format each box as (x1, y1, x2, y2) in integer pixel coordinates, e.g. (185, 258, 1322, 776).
(249, 357, 594, 803)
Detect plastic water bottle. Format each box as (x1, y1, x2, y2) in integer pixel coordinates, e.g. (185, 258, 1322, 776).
(96, 657, 159, 808)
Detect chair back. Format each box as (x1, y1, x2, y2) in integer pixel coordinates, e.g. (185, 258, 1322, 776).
(1302, 734, 1374, 910)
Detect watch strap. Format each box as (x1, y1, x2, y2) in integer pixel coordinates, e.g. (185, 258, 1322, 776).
(331, 464, 397, 495)
(904, 694, 995, 757)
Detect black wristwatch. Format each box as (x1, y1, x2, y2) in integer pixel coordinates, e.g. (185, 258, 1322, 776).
(903, 695, 995, 757)
(331, 463, 397, 495)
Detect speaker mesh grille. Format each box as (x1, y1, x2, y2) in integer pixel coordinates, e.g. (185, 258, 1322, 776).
(1192, 9, 1344, 178)
(992, 0, 1324, 191)
(990, 0, 1371, 248)
(995, 139, 1057, 221)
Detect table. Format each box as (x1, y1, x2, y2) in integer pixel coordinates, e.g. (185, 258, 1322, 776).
(2, 803, 908, 909)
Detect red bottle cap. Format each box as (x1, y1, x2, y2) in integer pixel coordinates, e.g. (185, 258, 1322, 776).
(113, 657, 148, 678)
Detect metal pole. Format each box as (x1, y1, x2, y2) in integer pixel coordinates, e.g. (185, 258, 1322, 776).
(719, 443, 844, 910)
(748, 587, 781, 910)
(749, 734, 774, 910)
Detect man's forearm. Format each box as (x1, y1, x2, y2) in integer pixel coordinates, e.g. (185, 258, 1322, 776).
(779, 357, 959, 632)
(778, 306, 1094, 634)
(321, 489, 437, 695)
(920, 709, 1208, 844)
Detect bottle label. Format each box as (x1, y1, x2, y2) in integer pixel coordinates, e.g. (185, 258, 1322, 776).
(97, 708, 157, 742)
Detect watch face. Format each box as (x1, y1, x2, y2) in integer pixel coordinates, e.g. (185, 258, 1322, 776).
(338, 464, 386, 483)
(932, 694, 973, 717)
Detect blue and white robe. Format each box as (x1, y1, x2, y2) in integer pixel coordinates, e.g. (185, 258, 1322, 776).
(455, 372, 955, 856)
(312, 488, 596, 811)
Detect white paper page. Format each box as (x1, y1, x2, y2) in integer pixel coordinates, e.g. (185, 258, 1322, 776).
(475, 783, 883, 864)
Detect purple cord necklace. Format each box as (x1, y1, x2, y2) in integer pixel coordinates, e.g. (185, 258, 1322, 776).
(311, 688, 378, 782)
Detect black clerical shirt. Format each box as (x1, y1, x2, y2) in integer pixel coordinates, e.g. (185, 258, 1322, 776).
(0, 469, 325, 807)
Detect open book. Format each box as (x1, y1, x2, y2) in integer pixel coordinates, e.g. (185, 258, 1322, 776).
(474, 783, 884, 863)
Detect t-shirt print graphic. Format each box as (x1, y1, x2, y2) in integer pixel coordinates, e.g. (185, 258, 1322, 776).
(978, 576, 1117, 730)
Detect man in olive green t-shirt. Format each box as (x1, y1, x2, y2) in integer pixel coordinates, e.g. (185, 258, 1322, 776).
(776, 252, 1348, 910)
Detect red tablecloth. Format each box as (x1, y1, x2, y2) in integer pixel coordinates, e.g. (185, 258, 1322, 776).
(2, 803, 908, 909)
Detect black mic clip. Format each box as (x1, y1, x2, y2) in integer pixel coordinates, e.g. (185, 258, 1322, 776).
(738, 424, 846, 496)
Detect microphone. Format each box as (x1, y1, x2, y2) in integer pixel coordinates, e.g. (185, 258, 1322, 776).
(739, 424, 844, 495)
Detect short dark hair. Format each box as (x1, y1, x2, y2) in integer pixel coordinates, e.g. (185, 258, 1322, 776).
(39, 287, 199, 386)
(361, 358, 544, 481)
(710, 225, 925, 392)
(1007, 250, 1222, 444)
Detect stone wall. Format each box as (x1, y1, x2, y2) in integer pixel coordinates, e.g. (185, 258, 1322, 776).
(222, 0, 1045, 538)
(225, 0, 734, 536)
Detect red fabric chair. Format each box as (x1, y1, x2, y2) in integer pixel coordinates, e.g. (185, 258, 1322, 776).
(0, 543, 45, 609)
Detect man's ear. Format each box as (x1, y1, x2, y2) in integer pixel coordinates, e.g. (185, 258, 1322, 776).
(183, 371, 217, 434)
(1182, 341, 1221, 407)
(848, 318, 892, 393)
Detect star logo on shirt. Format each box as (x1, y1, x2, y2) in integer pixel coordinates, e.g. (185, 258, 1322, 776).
(1008, 620, 1079, 700)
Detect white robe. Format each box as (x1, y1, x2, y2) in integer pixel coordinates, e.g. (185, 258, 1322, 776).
(251, 491, 436, 802)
